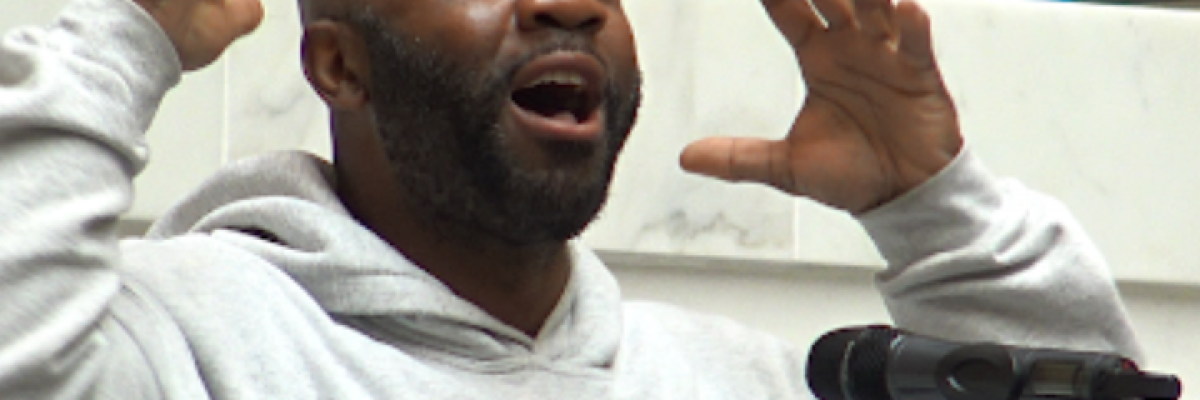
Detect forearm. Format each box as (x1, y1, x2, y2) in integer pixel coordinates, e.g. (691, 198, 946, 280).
(0, 0, 179, 395)
(861, 147, 1143, 361)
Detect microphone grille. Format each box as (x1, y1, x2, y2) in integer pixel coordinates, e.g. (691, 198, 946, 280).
(806, 328, 861, 400)
(806, 326, 902, 400)
(845, 327, 900, 400)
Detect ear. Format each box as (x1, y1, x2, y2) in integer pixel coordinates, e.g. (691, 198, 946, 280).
(302, 21, 371, 110)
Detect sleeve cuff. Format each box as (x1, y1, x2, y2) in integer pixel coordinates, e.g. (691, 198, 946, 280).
(53, 0, 182, 122)
(857, 146, 1011, 268)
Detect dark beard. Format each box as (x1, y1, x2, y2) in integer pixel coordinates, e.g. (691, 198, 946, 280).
(347, 13, 643, 246)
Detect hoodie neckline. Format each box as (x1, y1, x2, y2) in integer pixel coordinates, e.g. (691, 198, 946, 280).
(144, 151, 624, 368)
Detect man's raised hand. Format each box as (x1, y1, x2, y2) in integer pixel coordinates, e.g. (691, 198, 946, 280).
(132, 0, 264, 71)
(679, 0, 963, 214)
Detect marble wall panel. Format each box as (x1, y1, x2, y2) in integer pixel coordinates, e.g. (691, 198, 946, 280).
(225, 0, 332, 161)
(581, 0, 801, 261)
(23, 0, 1195, 284)
(923, 0, 1200, 284)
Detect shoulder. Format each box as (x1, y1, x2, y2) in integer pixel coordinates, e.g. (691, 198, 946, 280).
(623, 301, 767, 339)
(118, 233, 289, 282)
(621, 300, 804, 365)
(618, 301, 810, 396)
(115, 233, 323, 321)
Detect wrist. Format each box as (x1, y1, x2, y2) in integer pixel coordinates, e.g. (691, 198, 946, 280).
(857, 146, 1006, 266)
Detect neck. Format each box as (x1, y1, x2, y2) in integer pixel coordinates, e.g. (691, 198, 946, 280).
(400, 232, 573, 338)
(331, 116, 571, 338)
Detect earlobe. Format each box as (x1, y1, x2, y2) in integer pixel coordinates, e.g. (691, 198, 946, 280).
(302, 21, 370, 110)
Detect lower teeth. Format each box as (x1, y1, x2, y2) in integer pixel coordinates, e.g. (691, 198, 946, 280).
(550, 111, 577, 123)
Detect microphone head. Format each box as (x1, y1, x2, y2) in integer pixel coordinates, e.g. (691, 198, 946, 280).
(808, 325, 1183, 400)
(807, 328, 860, 400)
(806, 326, 900, 400)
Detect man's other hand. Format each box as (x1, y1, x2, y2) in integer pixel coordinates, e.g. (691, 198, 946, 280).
(680, 0, 962, 214)
(132, 0, 264, 71)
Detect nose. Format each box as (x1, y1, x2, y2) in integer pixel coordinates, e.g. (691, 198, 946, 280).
(516, 0, 609, 34)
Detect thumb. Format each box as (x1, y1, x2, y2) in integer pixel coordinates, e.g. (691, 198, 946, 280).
(680, 136, 793, 190)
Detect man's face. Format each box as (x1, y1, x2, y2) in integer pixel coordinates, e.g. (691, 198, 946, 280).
(347, 0, 642, 245)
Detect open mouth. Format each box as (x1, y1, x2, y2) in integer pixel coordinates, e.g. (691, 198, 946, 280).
(507, 52, 606, 141)
(511, 71, 600, 124)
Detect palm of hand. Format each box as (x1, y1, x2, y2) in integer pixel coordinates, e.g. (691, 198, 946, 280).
(681, 0, 962, 214)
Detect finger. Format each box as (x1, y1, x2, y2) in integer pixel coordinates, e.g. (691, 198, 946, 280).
(680, 137, 795, 192)
(854, 0, 896, 42)
(760, 0, 825, 52)
(895, 0, 936, 67)
(810, 0, 857, 30)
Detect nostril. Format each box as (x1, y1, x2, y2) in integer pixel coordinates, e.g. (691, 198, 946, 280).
(532, 11, 606, 33)
(535, 14, 562, 29)
(576, 16, 603, 32)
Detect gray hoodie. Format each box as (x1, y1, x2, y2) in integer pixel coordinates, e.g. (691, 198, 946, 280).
(0, 0, 1142, 398)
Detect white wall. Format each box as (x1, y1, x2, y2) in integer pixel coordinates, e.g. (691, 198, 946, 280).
(3, 0, 1200, 395)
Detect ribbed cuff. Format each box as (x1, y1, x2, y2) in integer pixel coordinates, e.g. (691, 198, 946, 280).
(53, 0, 182, 131)
(857, 147, 1009, 268)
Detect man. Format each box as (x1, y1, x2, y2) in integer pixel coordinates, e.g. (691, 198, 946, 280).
(0, 0, 1140, 398)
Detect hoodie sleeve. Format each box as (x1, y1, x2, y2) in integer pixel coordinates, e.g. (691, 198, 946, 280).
(858, 147, 1144, 362)
(0, 0, 181, 397)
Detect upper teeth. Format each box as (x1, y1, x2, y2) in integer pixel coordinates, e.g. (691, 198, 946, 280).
(526, 71, 586, 88)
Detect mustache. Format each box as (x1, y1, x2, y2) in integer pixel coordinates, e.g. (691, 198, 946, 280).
(497, 34, 610, 86)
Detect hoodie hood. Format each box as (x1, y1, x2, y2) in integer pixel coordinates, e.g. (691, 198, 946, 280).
(144, 151, 623, 368)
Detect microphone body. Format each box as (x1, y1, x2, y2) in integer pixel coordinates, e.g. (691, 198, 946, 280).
(806, 325, 1181, 400)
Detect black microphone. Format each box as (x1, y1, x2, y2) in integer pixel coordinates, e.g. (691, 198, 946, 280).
(806, 325, 1182, 400)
